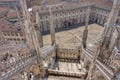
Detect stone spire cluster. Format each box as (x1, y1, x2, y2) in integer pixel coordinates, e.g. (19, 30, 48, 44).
(87, 0, 120, 79)
(20, 0, 46, 78)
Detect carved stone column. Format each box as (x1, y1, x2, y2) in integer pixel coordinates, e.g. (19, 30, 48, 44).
(36, 12, 43, 47)
(20, 0, 46, 78)
(83, 57, 87, 69)
(49, 7, 56, 45)
(82, 6, 90, 48)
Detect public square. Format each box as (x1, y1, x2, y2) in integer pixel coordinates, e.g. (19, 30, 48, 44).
(43, 23, 103, 50)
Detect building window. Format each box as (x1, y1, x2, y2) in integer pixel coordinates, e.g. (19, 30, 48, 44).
(17, 39, 20, 41)
(3, 32, 6, 36)
(47, 26, 49, 30)
(65, 12, 66, 15)
(20, 33, 23, 36)
(14, 38, 16, 41)
(42, 27, 44, 31)
(41, 21, 43, 27)
(40, 16, 42, 20)
(60, 13, 62, 16)
(10, 38, 12, 41)
(22, 39, 24, 41)
(11, 32, 14, 36)
(15, 33, 18, 36)
(7, 32, 10, 36)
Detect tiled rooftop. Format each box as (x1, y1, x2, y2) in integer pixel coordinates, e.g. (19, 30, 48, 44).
(0, 7, 9, 13)
(7, 10, 18, 19)
(0, 19, 17, 32)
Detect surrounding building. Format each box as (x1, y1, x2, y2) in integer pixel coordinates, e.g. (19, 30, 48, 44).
(28, 0, 120, 31)
(0, 19, 25, 44)
(0, 7, 9, 18)
(26, 0, 41, 8)
(31, 0, 41, 6)
(0, 0, 120, 80)
(0, 0, 20, 8)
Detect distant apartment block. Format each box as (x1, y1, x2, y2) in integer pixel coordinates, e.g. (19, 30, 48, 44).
(0, 0, 20, 8)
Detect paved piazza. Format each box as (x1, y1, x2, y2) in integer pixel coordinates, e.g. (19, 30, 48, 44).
(43, 23, 103, 49)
